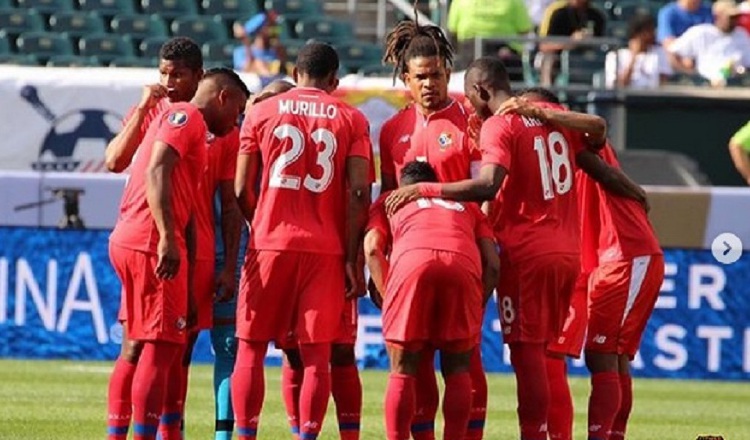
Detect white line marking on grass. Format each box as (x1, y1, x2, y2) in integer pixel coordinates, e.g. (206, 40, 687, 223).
(62, 365, 112, 374)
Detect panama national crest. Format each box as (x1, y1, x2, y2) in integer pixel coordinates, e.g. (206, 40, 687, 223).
(438, 132, 453, 150)
(21, 85, 121, 172)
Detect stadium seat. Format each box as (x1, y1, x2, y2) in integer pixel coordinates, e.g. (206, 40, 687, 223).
(0, 8, 45, 37)
(607, 20, 629, 40)
(141, 0, 198, 20)
(201, 0, 259, 22)
(171, 15, 228, 45)
(280, 38, 307, 62)
(295, 15, 353, 44)
(49, 11, 106, 38)
(109, 56, 159, 67)
(558, 49, 607, 85)
(358, 63, 393, 77)
(79, 33, 135, 63)
(202, 40, 234, 62)
(0, 0, 10, 8)
(139, 35, 170, 58)
(336, 42, 384, 73)
(110, 14, 168, 41)
(46, 54, 100, 66)
(265, 0, 322, 21)
(617, 149, 710, 186)
(17, 0, 74, 14)
(0, 33, 9, 54)
(77, 0, 135, 15)
(16, 32, 74, 60)
(0, 53, 40, 65)
(610, 1, 660, 20)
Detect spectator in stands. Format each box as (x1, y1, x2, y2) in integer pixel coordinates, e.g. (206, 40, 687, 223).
(729, 120, 750, 184)
(233, 11, 289, 83)
(656, 0, 713, 49)
(606, 14, 673, 88)
(667, 0, 750, 85)
(537, 0, 607, 85)
(447, 0, 533, 76)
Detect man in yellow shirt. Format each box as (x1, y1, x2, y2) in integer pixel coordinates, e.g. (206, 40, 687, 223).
(729, 121, 750, 185)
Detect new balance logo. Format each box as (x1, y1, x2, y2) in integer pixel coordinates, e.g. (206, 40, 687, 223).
(398, 134, 411, 143)
(593, 335, 607, 344)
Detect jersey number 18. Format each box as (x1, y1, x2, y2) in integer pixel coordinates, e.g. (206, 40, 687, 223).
(533, 131, 572, 200)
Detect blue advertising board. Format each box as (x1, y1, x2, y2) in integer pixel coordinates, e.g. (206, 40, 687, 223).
(1, 226, 749, 380)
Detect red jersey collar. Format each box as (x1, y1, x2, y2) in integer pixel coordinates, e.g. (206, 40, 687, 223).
(414, 99, 462, 125)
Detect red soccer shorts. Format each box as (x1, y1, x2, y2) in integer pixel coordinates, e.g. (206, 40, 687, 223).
(547, 272, 590, 358)
(585, 254, 665, 358)
(193, 259, 215, 330)
(109, 242, 189, 344)
(333, 298, 358, 345)
(497, 252, 579, 344)
(383, 249, 483, 353)
(237, 250, 346, 345)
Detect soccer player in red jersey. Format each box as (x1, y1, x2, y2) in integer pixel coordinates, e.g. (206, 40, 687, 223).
(365, 161, 499, 440)
(379, 19, 486, 440)
(233, 42, 372, 440)
(386, 56, 608, 440)
(107, 70, 248, 440)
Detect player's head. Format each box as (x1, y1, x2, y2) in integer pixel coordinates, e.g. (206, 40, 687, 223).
(383, 9, 454, 112)
(194, 67, 250, 136)
(464, 56, 511, 120)
(519, 87, 561, 104)
(158, 37, 204, 103)
(293, 42, 340, 93)
(400, 161, 438, 185)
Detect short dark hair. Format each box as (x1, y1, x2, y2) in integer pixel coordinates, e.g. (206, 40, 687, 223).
(466, 56, 511, 93)
(159, 37, 203, 71)
(519, 87, 561, 104)
(628, 13, 656, 40)
(400, 161, 438, 185)
(296, 42, 339, 79)
(204, 67, 251, 98)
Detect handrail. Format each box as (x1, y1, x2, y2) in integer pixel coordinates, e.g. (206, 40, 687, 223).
(472, 35, 624, 59)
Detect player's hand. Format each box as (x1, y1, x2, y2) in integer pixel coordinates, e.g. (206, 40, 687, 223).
(385, 184, 421, 217)
(138, 84, 167, 111)
(497, 97, 543, 120)
(155, 235, 180, 280)
(368, 278, 383, 309)
(214, 269, 236, 303)
(344, 261, 358, 299)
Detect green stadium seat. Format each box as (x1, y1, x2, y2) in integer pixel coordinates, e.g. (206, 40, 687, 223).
(280, 38, 307, 62)
(16, 32, 74, 60)
(295, 15, 353, 44)
(202, 0, 259, 22)
(0, 8, 45, 37)
(139, 35, 169, 58)
(609, 0, 658, 20)
(46, 54, 101, 66)
(265, 0, 321, 21)
(358, 63, 393, 77)
(273, 14, 295, 41)
(77, 0, 135, 15)
(0, 53, 40, 65)
(0, 33, 9, 53)
(0, 0, 9, 8)
(109, 56, 159, 67)
(141, 0, 198, 20)
(111, 14, 168, 41)
(79, 33, 135, 63)
(335, 41, 383, 73)
(17, 0, 74, 14)
(607, 20, 628, 40)
(558, 49, 607, 86)
(49, 11, 106, 38)
(202, 40, 234, 62)
(170, 15, 228, 45)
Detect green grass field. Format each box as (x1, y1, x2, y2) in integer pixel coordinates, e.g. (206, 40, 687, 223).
(0, 359, 748, 439)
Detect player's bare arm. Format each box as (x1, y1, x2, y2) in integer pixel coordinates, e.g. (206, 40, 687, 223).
(146, 140, 180, 279)
(380, 173, 398, 193)
(385, 164, 506, 216)
(363, 228, 388, 308)
(576, 149, 649, 211)
(216, 180, 242, 302)
(477, 237, 500, 305)
(346, 156, 372, 298)
(728, 141, 750, 185)
(498, 97, 607, 148)
(105, 84, 167, 172)
(234, 152, 260, 223)
(185, 214, 198, 328)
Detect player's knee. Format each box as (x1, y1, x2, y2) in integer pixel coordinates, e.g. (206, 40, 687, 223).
(330, 344, 356, 367)
(440, 350, 472, 376)
(283, 348, 304, 370)
(120, 339, 143, 363)
(210, 326, 238, 360)
(584, 350, 619, 373)
(387, 344, 419, 375)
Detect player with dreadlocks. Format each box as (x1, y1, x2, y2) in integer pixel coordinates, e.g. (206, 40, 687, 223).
(378, 8, 487, 440)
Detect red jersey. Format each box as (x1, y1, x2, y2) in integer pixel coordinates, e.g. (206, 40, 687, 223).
(578, 144, 662, 266)
(239, 87, 372, 255)
(480, 103, 585, 261)
(379, 100, 481, 184)
(110, 103, 207, 253)
(367, 193, 494, 273)
(195, 127, 240, 262)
